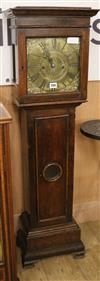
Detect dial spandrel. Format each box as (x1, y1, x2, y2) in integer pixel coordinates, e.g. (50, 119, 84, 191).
(27, 37, 80, 94)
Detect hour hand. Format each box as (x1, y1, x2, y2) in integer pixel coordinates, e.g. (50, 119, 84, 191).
(44, 49, 54, 67)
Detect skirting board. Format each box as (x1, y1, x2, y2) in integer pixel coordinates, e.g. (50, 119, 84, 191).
(14, 201, 100, 233)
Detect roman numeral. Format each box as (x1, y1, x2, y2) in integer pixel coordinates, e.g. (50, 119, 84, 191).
(62, 39, 67, 50)
(30, 73, 39, 81)
(40, 80, 46, 90)
(52, 38, 57, 49)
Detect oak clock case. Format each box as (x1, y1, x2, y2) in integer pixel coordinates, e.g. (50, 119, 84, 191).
(7, 7, 98, 266)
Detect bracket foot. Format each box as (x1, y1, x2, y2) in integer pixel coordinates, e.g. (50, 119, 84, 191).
(72, 250, 86, 259)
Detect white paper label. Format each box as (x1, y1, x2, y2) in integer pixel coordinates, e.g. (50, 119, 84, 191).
(49, 82, 57, 89)
(67, 37, 79, 44)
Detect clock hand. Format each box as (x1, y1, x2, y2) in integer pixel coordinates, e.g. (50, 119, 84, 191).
(46, 54, 55, 68)
(41, 45, 54, 67)
(44, 50, 54, 66)
(39, 42, 55, 67)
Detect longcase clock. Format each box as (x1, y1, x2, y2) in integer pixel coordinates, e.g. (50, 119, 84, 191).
(5, 7, 98, 266)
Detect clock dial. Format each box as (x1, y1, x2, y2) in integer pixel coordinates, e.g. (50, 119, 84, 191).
(27, 37, 80, 94)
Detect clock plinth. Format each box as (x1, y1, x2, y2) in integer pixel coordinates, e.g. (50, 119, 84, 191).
(20, 219, 84, 266)
(5, 6, 98, 266)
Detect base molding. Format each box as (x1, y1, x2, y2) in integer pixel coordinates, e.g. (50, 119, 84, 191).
(16, 219, 85, 266)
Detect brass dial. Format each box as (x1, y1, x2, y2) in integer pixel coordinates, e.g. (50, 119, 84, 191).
(27, 37, 80, 94)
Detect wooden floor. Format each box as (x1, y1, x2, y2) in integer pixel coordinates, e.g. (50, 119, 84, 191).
(17, 221, 100, 281)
